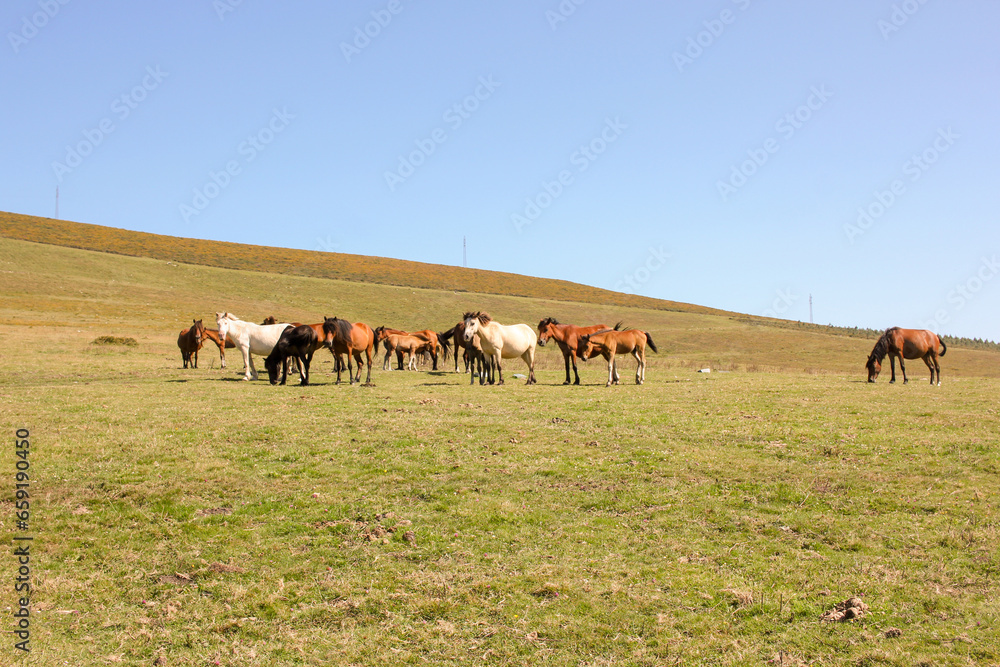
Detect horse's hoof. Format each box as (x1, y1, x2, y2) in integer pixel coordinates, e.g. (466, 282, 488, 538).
(903, 380, 908, 385)
(563, 380, 570, 385)
(889, 380, 895, 384)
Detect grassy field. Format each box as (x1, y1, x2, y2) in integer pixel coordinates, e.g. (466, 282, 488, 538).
(2, 236, 999, 665)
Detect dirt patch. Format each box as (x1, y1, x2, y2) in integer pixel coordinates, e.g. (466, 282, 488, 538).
(195, 507, 232, 517)
(820, 596, 869, 622)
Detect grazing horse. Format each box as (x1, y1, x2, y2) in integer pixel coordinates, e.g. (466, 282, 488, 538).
(264, 325, 319, 386)
(177, 319, 206, 369)
(322, 317, 375, 385)
(537, 317, 614, 385)
(216, 312, 292, 381)
(576, 327, 658, 386)
(202, 328, 234, 368)
(866, 327, 946, 385)
(462, 311, 537, 385)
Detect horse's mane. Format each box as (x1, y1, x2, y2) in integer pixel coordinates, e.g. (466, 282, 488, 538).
(539, 317, 559, 327)
(463, 311, 491, 324)
(325, 316, 353, 341)
(868, 329, 895, 365)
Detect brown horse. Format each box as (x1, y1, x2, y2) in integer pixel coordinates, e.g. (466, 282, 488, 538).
(322, 317, 375, 385)
(576, 327, 658, 386)
(441, 321, 478, 373)
(866, 327, 946, 385)
(373, 326, 443, 370)
(177, 319, 206, 368)
(202, 328, 234, 368)
(537, 317, 615, 385)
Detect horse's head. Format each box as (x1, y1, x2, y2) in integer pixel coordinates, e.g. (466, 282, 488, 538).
(537, 317, 557, 346)
(216, 313, 233, 343)
(264, 355, 281, 385)
(192, 319, 205, 343)
(373, 326, 387, 353)
(866, 354, 881, 382)
(576, 333, 595, 360)
(462, 313, 480, 342)
(261, 316, 277, 325)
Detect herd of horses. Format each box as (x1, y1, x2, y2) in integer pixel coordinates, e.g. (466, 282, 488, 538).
(177, 312, 659, 387)
(178, 314, 948, 387)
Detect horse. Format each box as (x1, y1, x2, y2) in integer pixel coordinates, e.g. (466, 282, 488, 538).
(322, 317, 375, 385)
(441, 321, 481, 373)
(176, 319, 206, 369)
(576, 327, 658, 386)
(264, 325, 319, 386)
(382, 333, 437, 371)
(465, 330, 495, 385)
(374, 326, 442, 370)
(201, 328, 234, 368)
(866, 327, 946, 385)
(216, 312, 292, 381)
(537, 317, 615, 385)
(462, 311, 537, 385)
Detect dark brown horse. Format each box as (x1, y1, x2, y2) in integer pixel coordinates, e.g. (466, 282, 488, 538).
(177, 319, 206, 368)
(866, 327, 946, 385)
(264, 325, 319, 386)
(322, 317, 375, 385)
(441, 321, 478, 373)
(537, 317, 614, 385)
(202, 328, 234, 368)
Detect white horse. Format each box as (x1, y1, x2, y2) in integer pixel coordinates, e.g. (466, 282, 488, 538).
(462, 311, 537, 385)
(216, 312, 291, 381)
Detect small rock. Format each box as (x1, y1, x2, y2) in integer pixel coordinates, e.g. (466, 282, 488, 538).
(884, 627, 903, 638)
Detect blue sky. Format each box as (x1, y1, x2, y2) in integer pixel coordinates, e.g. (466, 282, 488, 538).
(3, 1, 999, 340)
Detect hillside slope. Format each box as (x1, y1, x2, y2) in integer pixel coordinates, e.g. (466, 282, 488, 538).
(1, 211, 725, 316)
(3, 235, 999, 379)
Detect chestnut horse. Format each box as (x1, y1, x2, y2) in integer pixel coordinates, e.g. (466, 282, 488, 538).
(202, 328, 234, 368)
(322, 317, 375, 385)
(576, 327, 658, 386)
(373, 326, 441, 370)
(440, 321, 472, 373)
(866, 327, 946, 385)
(177, 319, 206, 369)
(537, 317, 614, 385)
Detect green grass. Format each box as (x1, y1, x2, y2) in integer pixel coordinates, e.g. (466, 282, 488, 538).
(1, 236, 999, 665)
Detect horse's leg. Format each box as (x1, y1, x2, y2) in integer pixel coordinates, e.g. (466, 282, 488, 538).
(563, 350, 572, 385)
(899, 355, 908, 384)
(633, 349, 643, 384)
(923, 354, 936, 386)
(606, 353, 614, 387)
(354, 350, 364, 383)
(241, 346, 253, 381)
(571, 349, 582, 385)
(494, 352, 504, 385)
(934, 354, 941, 386)
(888, 354, 897, 384)
(193, 346, 198, 369)
(280, 356, 288, 385)
(525, 348, 536, 385)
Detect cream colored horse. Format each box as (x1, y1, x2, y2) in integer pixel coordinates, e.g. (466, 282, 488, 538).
(216, 312, 291, 381)
(462, 311, 536, 385)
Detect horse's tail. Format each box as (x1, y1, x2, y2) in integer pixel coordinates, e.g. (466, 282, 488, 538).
(645, 332, 659, 353)
(938, 335, 947, 357)
(437, 331, 452, 357)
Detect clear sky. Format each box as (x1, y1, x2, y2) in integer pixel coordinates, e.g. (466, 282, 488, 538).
(3, 1, 999, 340)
